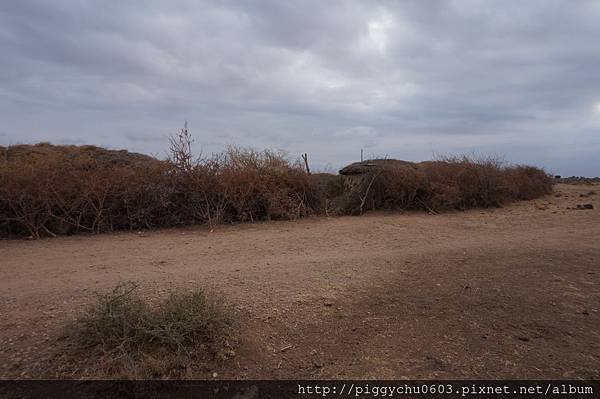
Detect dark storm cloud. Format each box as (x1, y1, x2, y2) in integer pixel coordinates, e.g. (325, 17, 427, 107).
(1, 0, 599, 175)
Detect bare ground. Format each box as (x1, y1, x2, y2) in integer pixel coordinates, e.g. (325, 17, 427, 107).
(0, 183, 598, 379)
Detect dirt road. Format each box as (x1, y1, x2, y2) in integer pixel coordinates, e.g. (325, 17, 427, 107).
(1, 184, 599, 379)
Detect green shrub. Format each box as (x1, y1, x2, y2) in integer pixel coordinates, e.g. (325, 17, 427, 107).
(67, 282, 237, 377)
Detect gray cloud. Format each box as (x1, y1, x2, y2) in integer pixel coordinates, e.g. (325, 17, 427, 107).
(1, 0, 599, 175)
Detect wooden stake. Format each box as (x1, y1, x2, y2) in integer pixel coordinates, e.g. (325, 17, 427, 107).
(302, 153, 311, 175)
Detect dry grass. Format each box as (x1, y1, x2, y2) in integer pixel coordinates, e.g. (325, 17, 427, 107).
(64, 282, 237, 378)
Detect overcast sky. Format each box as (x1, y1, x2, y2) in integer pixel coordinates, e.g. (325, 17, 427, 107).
(1, 1, 599, 175)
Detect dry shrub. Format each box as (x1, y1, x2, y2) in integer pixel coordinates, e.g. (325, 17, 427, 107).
(0, 154, 175, 237)
(339, 156, 552, 214)
(0, 135, 315, 238)
(371, 164, 428, 210)
(508, 165, 555, 200)
(307, 173, 345, 215)
(0, 132, 553, 238)
(0, 158, 55, 238)
(420, 156, 520, 210)
(66, 282, 237, 378)
(110, 162, 178, 229)
(220, 147, 311, 222)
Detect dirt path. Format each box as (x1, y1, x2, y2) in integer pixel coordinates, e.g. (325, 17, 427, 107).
(1, 183, 599, 379)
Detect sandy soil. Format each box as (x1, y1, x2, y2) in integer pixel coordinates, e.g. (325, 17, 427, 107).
(1, 183, 599, 379)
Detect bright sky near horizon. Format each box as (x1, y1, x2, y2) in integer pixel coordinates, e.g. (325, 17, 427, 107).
(1, 1, 599, 175)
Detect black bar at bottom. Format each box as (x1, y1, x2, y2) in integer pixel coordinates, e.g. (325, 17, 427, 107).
(0, 380, 598, 399)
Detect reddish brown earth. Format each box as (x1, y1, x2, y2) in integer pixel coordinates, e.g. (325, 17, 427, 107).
(0, 183, 598, 379)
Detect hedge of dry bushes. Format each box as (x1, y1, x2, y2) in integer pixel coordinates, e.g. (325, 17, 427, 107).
(0, 134, 553, 239)
(335, 157, 554, 215)
(0, 150, 311, 238)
